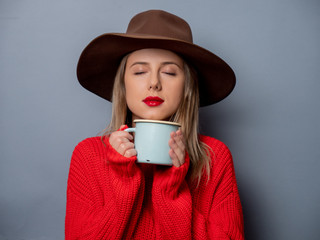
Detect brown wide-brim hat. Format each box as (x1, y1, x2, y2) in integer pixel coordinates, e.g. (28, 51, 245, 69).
(77, 10, 235, 107)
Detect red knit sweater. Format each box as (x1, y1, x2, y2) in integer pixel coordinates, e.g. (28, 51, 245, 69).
(65, 135, 244, 239)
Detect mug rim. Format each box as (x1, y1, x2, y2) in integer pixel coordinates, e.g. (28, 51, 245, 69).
(133, 119, 181, 127)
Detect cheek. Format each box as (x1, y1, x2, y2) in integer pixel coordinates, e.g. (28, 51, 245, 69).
(124, 80, 144, 110)
(124, 74, 145, 93)
(125, 90, 137, 114)
(124, 76, 135, 99)
(125, 86, 136, 104)
(172, 81, 185, 101)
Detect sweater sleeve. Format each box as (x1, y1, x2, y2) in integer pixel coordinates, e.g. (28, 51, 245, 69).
(206, 141, 244, 240)
(151, 154, 192, 239)
(65, 137, 145, 240)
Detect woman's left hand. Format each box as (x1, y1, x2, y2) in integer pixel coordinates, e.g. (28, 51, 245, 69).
(168, 129, 186, 167)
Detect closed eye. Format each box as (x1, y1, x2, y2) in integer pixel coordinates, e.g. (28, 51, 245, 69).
(134, 72, 146, 75)
(163, 72, 176, 76)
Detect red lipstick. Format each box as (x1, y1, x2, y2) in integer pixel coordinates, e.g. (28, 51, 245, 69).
(143, 96, 164, 106)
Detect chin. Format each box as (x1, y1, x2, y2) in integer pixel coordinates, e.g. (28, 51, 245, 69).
(131, 107, 176, 121)
(141, 116, 166, 121)
(133, 114, 171, 121)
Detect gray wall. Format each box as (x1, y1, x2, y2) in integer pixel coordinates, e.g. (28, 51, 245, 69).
(1, 0, 319, 239)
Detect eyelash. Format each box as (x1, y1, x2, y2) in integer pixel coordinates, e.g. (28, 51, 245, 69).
(163, 72, 176, 76)
(134, 72, 145, 75)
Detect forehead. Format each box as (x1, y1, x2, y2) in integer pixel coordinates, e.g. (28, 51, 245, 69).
(127, 48, 183, 65)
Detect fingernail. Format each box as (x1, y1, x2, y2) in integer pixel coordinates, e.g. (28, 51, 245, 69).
(119, 125, 128, 131)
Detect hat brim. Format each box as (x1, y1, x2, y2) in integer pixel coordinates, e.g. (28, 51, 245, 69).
(77, 33, 236, 107)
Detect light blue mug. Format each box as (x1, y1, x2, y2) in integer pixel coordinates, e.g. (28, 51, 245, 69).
(125, 119, 181, 165)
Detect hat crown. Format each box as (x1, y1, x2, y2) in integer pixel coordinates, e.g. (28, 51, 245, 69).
(126, 10, 193, 43)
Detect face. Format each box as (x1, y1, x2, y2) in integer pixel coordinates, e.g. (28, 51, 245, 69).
(124, 48, 185, 121)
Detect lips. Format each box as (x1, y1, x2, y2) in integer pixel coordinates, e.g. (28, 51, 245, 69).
(143, 96, 164, 106)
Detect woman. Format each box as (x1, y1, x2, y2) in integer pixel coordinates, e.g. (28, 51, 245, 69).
(66, 10, 244, 239)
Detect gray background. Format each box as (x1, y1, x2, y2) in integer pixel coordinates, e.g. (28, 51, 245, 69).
(1, 0, 319, 239)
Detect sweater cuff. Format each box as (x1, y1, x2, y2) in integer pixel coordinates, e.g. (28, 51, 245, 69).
(103, 136, 138, 177)
(153, 152, 190, 196)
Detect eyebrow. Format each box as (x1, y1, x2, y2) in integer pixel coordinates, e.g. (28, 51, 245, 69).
(129, 61, 183, 69)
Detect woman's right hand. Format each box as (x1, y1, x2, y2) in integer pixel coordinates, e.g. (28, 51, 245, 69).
(109, 125, 137, 158)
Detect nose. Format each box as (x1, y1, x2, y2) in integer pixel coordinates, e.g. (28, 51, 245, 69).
(149, 73, 162, 91)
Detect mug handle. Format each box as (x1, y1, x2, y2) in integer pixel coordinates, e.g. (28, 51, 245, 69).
(124, 128, 135, 133)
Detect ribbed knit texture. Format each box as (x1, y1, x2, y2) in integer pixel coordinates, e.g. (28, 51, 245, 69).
(65, 135, 244, 239)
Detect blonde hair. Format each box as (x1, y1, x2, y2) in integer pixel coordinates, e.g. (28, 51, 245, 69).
(102, 54, 211, 183)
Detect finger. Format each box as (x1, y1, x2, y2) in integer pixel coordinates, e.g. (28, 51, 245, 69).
(115, 130, 134, 140)
(169, 137, 185, 166)
(173, 130, 186, 146)
(109, 132, 134, 155)
(173, 146, 185, 166)
(169, 148, 181, 167)
(170, 131, 185, 154)
(173, 131, 186, 159)
(119, 125, 128, 131)
(113, 136, 130, 151)
(173, 136, 185, 153)
(171, 130, 183, 142)
(118, 142, 135, 156)
(110, 131, 133, 146)
(124, 148, 137, 158)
